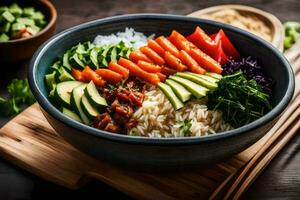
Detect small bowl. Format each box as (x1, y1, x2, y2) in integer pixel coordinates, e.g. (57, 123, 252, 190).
(28, 14, 294, 169)
(188, 5, 284, 51)
(0, 0, 57, 63)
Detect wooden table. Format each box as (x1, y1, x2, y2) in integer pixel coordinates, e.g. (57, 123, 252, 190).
(0, 0, 300, 199)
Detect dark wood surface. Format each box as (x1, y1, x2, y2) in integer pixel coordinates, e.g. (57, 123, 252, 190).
(0, 0, 299, 199)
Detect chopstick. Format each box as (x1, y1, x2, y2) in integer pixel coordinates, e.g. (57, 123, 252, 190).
(221, 43, 300, 200)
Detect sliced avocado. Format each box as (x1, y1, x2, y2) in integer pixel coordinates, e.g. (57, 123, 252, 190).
(58, 67, 75, 82)
(205, 72, 222, 80)
(80, 94, 99, 120)
(158, 82, 184, 110)
(45, 71, 57, 90)
(70, 84, 90, 124)
(165, 79, 191, 102)
(175, 72, 218, 90)
(84, 81, 107, 109)
(169, 76, 209, 98)
(54, 81, 82, 108)
(62, 107, 82, 123)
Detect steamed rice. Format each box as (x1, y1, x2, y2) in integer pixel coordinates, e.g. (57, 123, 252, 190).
(128, 87, 232, 138)
(93, 27, 154, 50)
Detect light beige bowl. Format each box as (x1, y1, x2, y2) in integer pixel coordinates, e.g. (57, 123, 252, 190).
(188, 4, 284, 51)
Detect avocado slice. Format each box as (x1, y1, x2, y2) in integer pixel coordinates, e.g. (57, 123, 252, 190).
(169, 76, 209, 99)
(62, 107, 82, 123)
(84, 81, 107, 109)
(185, 72, 219, 83)
(80, 94, 99, 120)
(165, 79, 191, 102)
(70, 84, 90, 124)
(175, 72, 218, 90)
(54, 81, 82, 108)
(158, 82, 184, 110)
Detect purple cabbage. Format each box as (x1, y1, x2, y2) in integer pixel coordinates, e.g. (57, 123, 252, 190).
(222, 57, 273, 95)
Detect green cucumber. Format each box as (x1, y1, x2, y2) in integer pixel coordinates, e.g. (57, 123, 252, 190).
(205, 72, 222, 80)
(1, 10, 15, 22)
(84, 81, 107, 109)
(80, 95, 99, 120)
(62, 107, 82, 123)
(58, 67, 75, 82)
(165, 79, 191, 102)
(169, 76, 209, 98)
(63, 50, 72, 71)
(110, 47, 117, 63)
(45, 71, 57, 90)
(158, 82, 184, 110)
(175, 72, 218, 90)
(70, 84, 90, 124)
(54, 81, 82, 108)
(90, 48, 99, 68)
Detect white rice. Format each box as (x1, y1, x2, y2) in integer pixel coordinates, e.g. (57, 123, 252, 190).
(128, 87, 232, 138)
(93, 27, 154, 50)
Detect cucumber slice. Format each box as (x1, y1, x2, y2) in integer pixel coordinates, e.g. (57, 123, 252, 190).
(70, 84, 90, 124)
(205, 72, 222, 80)
(63, 50, 72, 71)
(165, 79, 191, 102)
(58, 67, 75, 82)
(80, 95, 99, 120)
(45, 71, 57, 90)
(70, 53, 85, 68)
(175, 72, 218, 90)
(54, 81, 82, 108)
(1, 10, 15, 23)
(0, 33, 9, 42)
(185, 72, 219, 83)
(110, 47, 117, 63)
(84, 81, 107, 109)
(158, 82, 184, 110)
(62, 107, 82, 123)
(90, 48, 99, 68)
(169, 76, 209, 99)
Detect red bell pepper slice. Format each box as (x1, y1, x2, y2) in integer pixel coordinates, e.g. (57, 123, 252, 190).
(213, 29, 240, 59)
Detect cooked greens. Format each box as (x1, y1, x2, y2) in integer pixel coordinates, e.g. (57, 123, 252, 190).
(208, 71, 272, 128)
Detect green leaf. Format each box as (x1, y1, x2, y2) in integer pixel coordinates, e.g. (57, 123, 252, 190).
(0, 97, 20, 117)
(7, 79, 35, 105)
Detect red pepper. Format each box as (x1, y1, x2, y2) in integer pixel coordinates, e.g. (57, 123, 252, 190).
(213, 41, 228, 65)
(212, 29, 240, 59)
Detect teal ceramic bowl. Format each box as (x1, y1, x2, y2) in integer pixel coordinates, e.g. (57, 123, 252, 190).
(28, 14, 294, 169)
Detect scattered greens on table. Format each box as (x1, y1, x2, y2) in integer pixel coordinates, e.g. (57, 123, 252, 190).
(208, 71, 272, 128)
(0, 3, 47, 42)
(284, 21, 300, 49)
(0, 79, 35, 117)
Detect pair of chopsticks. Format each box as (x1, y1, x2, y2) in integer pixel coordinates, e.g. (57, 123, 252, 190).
(222, 41, 300, 200)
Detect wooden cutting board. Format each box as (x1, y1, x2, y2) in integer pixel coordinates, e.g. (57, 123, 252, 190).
(0, 103, 276, 200)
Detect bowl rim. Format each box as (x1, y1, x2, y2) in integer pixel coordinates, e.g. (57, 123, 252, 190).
(28, 13, 295, 146)
(0, 0, 57, 44)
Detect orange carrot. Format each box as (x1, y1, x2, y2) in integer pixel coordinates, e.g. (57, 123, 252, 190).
(82, 66, 106, 87)
(140, 46, 165, 65)
(189, 47, 223, 74)
(161, 65, 177, 76)
(71, 68, 88, 82)
(147, 39, 165, 57)
(169, 30, 196, 52)
(118, 58, 160, 85)
(156, 36, 179, 57)
(108, 61, 129, 79)
(129, 50, 153, 64)
(164, 51, 187, 72)
(137, 60, 161, 73)
(157, 72, 166, 82)
(179, 50, 206, 74)
(95, 68, 123, 84)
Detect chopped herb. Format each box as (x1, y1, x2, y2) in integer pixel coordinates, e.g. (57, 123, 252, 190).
(178, 119, 192, 136)
(107, 84, 116, 91)
(208, 71, 272, 128)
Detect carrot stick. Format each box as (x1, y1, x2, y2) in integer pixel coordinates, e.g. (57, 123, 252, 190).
(179, 50, 206, 74)
(140, 46, 165, 65)
(82, 66, 106, 87)
(164, 51, 187, 72)
(147, 39, 165, 57)
(108, 61, 129, 79)
(137, 60, 161, 73)
(95, 68, 123, 84)
(156, 36, 179, 57)
(129, 50, 153, 64)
